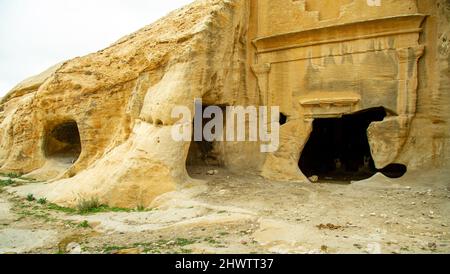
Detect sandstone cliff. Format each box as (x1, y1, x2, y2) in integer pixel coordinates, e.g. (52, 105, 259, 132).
(0, 0, 250, 207)
(1, 0, 449, 209)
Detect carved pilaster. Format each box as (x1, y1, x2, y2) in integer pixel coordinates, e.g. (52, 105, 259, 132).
(396, 45, 425, 127)
(251, 63, 271, 106)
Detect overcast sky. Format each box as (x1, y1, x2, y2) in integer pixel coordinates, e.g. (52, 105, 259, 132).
(0, 0, 193, 97)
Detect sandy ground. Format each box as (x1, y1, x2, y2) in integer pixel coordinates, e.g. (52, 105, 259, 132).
(0, 167, 449, 254)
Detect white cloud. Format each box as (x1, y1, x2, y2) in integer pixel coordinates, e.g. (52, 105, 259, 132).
(0, 0, 193, 96)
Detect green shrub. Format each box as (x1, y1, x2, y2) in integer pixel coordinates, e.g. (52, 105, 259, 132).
(76, 197, 101, 214)
(0, 178, 14, 187)
(27, 194, 36, 202)
(78, 220, 91, 228)
(0, 172, 22, 179)
(7, 173, 22, 178)
(46, 203, 77, 214)
(175, 238, 196, 247)
(37, 198, 48, 205)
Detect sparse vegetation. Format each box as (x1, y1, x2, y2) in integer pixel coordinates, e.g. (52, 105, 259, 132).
(46, 203, 77, 214)
(103, 245, 129, 253)
(100, 238, 197, 254)
(78, 220, 91, 229)
(75, 197, 134, 215)
(0, 178, 14, 187)
(20, 196, 135, 216)
(174, 238, 196, 247)
(177, 249, 194, 254)
(144, 249, 163, 254)
(0, 172, 22, 179)
(17, 208, 56, 223)
(205, 237, 220, 245)
(26, 194, 36, 202)
(1, 172, 37, 183)
(136, 205, 146, 212)
(79, 205, 132, 215)
(76, 197, 101, 214)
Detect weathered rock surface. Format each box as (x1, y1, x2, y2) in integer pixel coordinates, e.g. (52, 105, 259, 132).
(0, 0, 449, 208)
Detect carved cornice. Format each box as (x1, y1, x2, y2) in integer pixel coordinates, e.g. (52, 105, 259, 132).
(253, 14, 427, 54)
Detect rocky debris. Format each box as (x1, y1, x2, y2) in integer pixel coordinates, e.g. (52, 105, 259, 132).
(309, 176, 319, 183)
(66, 242, 82, 254)
(111, 247, 143, 254)
(166, 240, 176, 246)
(428, 242, 437, 251)
(207, 170, 219, 176)
(316, 223, 343, 230)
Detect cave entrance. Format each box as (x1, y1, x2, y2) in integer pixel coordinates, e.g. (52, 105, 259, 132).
(44, 121, 81, 164)
(299, 107, 407, 183)
(186, 105, 225, 178)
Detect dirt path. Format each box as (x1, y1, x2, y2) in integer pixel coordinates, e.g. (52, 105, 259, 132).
(0, 168, 449, 254)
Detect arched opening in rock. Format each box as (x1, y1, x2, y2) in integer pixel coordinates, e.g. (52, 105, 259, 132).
(379, 163, 408, 179)
(186, 105, 225, 178)
(299, 107, 405, 182)
(44, 121, 81, 164)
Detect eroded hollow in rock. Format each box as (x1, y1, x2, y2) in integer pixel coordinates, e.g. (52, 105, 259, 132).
(44, 121, 81, 163)
(280, 113, 288, 126)
(299, 107, 407, 182)
(186, 105, 225, 177)
(379, 163, 408, 179)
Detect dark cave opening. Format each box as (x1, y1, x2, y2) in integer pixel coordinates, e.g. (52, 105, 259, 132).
(44, 121, 81, 163)
(186, 105, 224, 177)
(299, 107, 407, 182)
(187, 139, 221, 167)
(379, 163, 408, 179)
(280, 113, 288, 126)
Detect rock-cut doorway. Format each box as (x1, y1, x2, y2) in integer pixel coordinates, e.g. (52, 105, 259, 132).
(299, 107, 407, 183)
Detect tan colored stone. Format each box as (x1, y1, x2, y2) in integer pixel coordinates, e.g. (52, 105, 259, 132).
(0, 0, 449, 208)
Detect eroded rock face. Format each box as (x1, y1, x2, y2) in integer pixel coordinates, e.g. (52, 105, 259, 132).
(1, 0, 449, 208)
(0, 0, 250, 207)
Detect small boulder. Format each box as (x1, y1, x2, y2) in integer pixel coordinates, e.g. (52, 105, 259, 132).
(66, 242, 82, 254)
(112, 247, 143, 254)
(207, 170, 219, 176)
